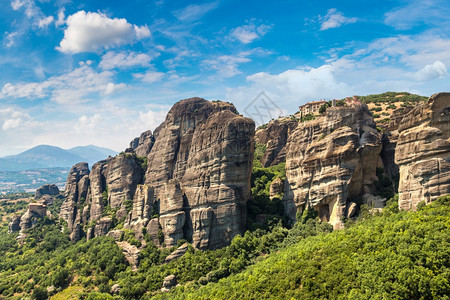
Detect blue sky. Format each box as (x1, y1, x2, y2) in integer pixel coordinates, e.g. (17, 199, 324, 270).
(0, 0, 449, 156)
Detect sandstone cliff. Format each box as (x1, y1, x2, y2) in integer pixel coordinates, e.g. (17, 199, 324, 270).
(283, 104, 383, 229)
(395, 92, 450, 210)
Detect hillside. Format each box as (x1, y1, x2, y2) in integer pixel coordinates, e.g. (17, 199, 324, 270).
(157, 196, 450, 299)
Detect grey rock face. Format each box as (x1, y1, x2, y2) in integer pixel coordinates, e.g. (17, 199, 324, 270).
(35, 184, 59, 199)
(130, 130, 155, 157)
(145, 98, 254, 249)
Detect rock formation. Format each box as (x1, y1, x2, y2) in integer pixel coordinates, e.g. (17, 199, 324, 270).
(59, 97, 254, 251)
(35, 184, 60, 199)
(9, 202, 50, 240)
(283, 104, 383, 229)
(144, 98, 254, 249)
(395, 93, 450, 210)
(255, 119, 298, 167)
(130, 130, 155, 157)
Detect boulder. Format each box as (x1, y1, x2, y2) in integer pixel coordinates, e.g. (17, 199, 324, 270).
(161, 275, 177, 292)
(164, 243, 189, 263)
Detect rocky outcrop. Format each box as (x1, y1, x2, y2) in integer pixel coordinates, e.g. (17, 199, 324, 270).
(60, 162, 90, 232)
(284, 104, 383, 229)
(9, 202, 49, 237)
(395, 93, 450, 210)
(8, 215, 21, 233)
(105, 154, 143, 210)
(35, 184, 59, 199)
(255, 119, 298, 167)
(59, 153, 145, 240)
(117, 241, 140, 271)
(144, 98, 255, 249)
(130, 130, 155, 157)
(58, 98, 254, 250)
(164, 243, 189, 263)
(161, 275, 177, 292)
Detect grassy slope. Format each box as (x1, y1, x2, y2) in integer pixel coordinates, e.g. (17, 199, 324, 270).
(156, 197, 450, 300)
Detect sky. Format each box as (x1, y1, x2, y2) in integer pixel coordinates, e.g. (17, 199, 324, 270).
(0, 0, 449, 156)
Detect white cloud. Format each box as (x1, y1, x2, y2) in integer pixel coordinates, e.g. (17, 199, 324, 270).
(3, 32, 18, 47)
(230, 22, 272, 44)
(100, 51, 155, 70)
(0, 62, 125, 103)
(74, 114, 102, 134)
(104, 82, 126, 95)
(0, 107, 37, 131)
(228, 65, 351, 113)
(173, 1, 219, 21)
(319, 8, 357, 30)
(385, 0, 450, 30)
(413, 61, 447, 81)
(203, 49, 270, 78)
(38, 16, 54, 28)
(55, 8, 65, 26)
(11, 0, 40, 18)
(58, 11, 151, 54)
(133, 71, 165, 83)
(203, 55, 251, 78)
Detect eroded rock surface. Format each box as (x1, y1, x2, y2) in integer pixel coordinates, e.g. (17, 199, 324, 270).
(130, 130, 155, 157)
(255, 119, 298, 167)
(59, 98, 254, 250)
(284, 104, 383, 229)
(395, 93, 450, 210)
(144, 98, 254, 249)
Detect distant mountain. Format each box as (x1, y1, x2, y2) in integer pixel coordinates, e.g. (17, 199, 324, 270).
(0, 145, 117, 171)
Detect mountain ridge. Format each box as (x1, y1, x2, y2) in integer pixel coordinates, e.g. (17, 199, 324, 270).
(0, 145, 117, 171)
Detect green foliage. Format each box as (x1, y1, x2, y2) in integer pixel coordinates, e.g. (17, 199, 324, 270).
(301, 113, 315, 122)
(253, 143, 266, 168)
(32, 286, 48, 300)
(373, 167, 397, 200)
(247, 163, 287, 230)
(359, 92, 427, 104)
(136, 156, 148, 171)
(159, 197, 450, 299)
(319, 102, 330, 114)
(371, 106, 382, 112)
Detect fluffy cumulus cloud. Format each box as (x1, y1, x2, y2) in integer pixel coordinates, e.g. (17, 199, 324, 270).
(0, 62, 124, 103)
(413, 61, 447, 81)
(227, 65, 352, 121)
(0, 107, 37, 131)
(173, 1, 219, 21)
(58, 11, 151, 54)
(100, 51, 154, 70)
(230, 22, 272, 44)
(320, 8, 357, 30)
